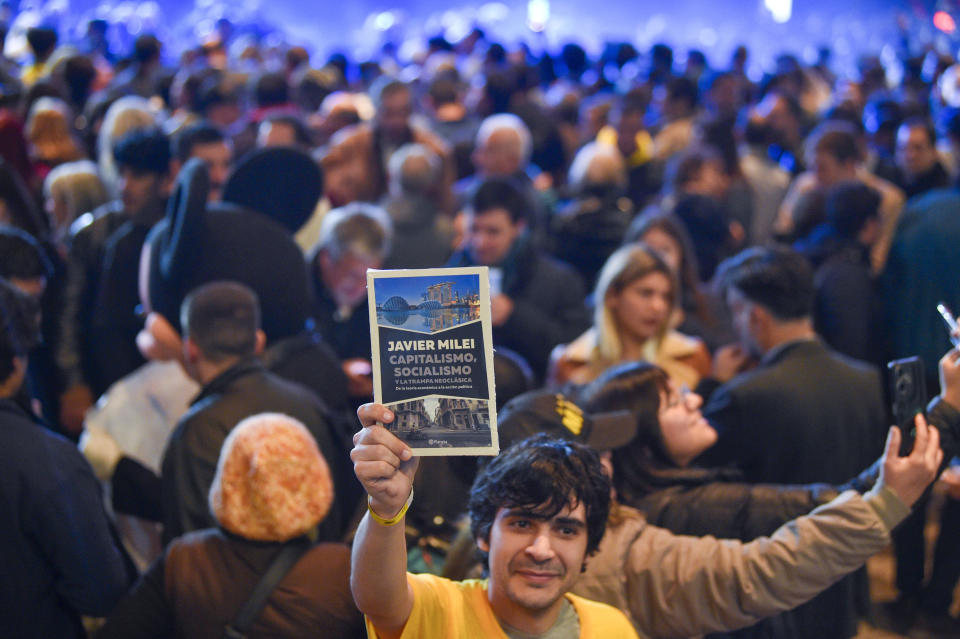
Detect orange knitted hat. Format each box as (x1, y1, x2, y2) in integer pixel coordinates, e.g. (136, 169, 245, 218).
(209, 413, 334, 541)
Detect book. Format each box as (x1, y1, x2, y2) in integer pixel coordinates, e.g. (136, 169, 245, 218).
(367, 267, 499, 456)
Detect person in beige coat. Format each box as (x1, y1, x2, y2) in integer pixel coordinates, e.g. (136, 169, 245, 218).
(549, 243, 710, 389)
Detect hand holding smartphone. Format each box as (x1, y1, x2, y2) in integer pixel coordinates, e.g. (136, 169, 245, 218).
(887, 356, 926, 456)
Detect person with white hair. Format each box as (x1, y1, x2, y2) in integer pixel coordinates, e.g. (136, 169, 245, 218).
(472, 112, 533, 178)
(309, 202, 393, 399)
(548, 142, 633, 288)
(455, 112, 547, 233)
(382, 143, 455, 270)
(42, 159, 108, 243)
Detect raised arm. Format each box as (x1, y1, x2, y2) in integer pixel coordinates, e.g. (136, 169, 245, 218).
(627, 415, 941, 637)
(350, 403, 419, 639)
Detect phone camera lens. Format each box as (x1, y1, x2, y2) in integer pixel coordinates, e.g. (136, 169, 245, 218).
(897, 374, 914, 397)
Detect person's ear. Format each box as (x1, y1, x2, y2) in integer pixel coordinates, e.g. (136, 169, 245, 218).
(748, 303, 773, 345)
(476, 536, 490, 552)
(317, 249, 332, 273)
(254, 329, 266, 355)
(605, 287, 619, 312)
(748, 303, 766, 331)
(137, 312, 184, 363)
(0, 356, 28, 396)
(184, 336, 201, 364)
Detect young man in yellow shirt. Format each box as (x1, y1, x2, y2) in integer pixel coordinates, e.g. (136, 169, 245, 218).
(350, 406, 638, 638)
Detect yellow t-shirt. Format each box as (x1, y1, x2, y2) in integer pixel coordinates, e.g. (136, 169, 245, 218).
(365, 573, 639, 638)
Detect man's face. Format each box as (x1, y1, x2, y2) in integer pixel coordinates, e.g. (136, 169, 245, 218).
(896, 124, 938, 178)
(811, 151, 853, 188)
(208, 101, 241, 129)
(190, 140, 232, 201)
(473, 128, 522, 176)
(319, 249, 381, 309)
(117, 167, 165, 217)
(758, 95, 799, 147)
(467, 208, 524, 267)
(479, 501, 588, 623)
(683, 159, 728, 199)
(377, 88, 413, 141)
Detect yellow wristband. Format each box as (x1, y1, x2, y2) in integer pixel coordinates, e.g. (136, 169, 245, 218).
(367, 488, 414, 527)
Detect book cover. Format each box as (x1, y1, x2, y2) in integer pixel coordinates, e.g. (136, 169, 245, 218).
(367, 267, 499, 456)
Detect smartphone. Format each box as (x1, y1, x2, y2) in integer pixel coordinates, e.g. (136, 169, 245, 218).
(936, 302, 960, 348)
(887, 356, 927, 455)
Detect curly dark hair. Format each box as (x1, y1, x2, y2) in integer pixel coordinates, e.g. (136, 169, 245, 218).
(468, 433, 611, 559)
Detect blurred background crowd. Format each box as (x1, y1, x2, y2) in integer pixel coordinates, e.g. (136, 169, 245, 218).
(2, 0, 960, 637)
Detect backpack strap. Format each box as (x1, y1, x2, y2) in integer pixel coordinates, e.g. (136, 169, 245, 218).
(223, 539, 312, 639)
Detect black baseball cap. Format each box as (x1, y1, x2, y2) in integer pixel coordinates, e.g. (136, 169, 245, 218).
(497, 389, 638, 452)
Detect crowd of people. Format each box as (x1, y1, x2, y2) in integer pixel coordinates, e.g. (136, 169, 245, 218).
(2, 8, 960, 639)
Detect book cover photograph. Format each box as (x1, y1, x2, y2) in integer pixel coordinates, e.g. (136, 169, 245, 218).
(367, 267, 499, 456)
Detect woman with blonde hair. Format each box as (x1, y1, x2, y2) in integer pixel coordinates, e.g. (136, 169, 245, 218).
(25, 97, 85, 178)
(43, 160, 109, 242)
(96, 95, 156, 195)
(548, 243, 710, 388)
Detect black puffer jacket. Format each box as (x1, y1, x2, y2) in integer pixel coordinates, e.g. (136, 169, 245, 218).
(446, 236, 590, 381)
(160, 359, 359, 544)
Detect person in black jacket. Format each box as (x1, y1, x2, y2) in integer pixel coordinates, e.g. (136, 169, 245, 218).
(447, 177, 589, 381)
(796, 181, 883, 365)
(159, 281, 359, 543)
(56, 128, 171, 434)
(695, 247, 887, 638)
(701, 246, 887, 485)
(0, 279, 131, 638)
(82, 281, 360, 545)
(308, 201, 392, 401)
